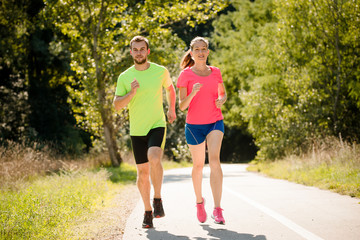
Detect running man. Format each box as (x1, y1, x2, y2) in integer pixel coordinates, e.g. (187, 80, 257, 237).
(113, 36, 176, 228)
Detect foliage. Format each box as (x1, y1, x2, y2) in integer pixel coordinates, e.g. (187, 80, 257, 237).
(40, 0, 229, 164)
(211, 0, 360, 160)
(211, 0, 275, 159)
(0, 0, 89, 154)
(0, 0, 33, 142)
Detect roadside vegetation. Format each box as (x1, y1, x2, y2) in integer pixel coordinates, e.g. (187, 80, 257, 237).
(1, 0, 360, 237)
(248, 137, 360, 199)
(0, 143, 190, 240)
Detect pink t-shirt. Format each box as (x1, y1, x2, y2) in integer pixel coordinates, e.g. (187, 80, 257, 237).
(176, 66, 224, 124)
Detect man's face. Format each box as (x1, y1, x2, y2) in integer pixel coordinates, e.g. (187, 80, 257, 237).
(130, 41, 150, 65)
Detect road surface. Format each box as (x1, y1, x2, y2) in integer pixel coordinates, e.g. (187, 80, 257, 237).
(123, 164, 360, 240)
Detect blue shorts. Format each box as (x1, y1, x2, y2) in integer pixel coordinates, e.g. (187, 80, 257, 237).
(185, 120, 224, 145)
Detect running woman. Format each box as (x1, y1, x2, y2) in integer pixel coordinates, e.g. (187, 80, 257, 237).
(177, 36, 227, 224)
(114, 36, 176, 228)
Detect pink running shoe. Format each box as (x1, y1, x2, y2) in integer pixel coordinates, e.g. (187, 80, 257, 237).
(212, 207, 225, 224)
(196, 198, 207, 223)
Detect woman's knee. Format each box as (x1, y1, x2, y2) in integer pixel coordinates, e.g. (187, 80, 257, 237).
(192, 160, 205, 171)
(209, 158, 221, 169)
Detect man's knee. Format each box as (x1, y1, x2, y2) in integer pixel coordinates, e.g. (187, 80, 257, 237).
(137, 164, 150, 179)
(147, 147, 162, 164)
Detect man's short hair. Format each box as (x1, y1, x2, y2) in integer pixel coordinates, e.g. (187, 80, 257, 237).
(130, 36, 149, 49)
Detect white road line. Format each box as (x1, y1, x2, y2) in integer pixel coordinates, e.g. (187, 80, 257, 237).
(224, 186, 324, 240)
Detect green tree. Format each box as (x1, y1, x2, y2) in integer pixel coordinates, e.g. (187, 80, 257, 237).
(1, 0, 87, 154)
(212, 0, 360, 160)
(273, 0, 360, 140)
(0, 0, 31, 142)
(211, 0, 275, 160)
(42, 0, 229, 166)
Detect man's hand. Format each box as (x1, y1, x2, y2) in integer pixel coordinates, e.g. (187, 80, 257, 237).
(130, 78, 140, 95)
(167, 109, 176, 124)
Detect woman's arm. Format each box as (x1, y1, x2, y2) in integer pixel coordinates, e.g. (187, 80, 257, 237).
(178, 83, 202, 111)
(215, 83, 227, 108)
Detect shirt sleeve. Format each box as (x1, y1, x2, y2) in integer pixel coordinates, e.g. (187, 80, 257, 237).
(162, 68, 172, 88)
(176, 70, 188, 88)
(115, 74, 127, 96)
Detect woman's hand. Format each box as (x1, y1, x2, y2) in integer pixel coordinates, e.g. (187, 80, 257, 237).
(192, 83, 203, 94)
(215, 97, 226, 108)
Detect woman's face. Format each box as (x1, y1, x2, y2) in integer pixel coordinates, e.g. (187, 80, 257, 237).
(191, 41, 209, 63)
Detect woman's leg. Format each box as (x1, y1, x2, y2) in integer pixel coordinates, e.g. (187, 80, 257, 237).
(188, 142, 206, 203)
(206, 130, 224, 208)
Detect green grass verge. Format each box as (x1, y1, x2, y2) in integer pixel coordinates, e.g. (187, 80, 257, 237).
(248, 160, 360, 199)
(0, 170, 111, 239)
(162, 160, 192, 170)
(1, 161, 189, 239)
(105, 160, 191, 183)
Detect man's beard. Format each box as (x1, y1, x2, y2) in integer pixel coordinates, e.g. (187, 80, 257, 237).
(134, 56, 147, 65)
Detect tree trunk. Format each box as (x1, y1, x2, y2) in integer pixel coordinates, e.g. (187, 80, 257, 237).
(101, 105, 122, 167)
(95, 59, 122, 167)
(333, 0, 342, 135)
(92, 0, 122, 167)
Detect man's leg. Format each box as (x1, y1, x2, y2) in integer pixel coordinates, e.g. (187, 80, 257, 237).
(148, 146, 163, 199)
(136, 162, 154, 228)
(136, 162, 152, 211)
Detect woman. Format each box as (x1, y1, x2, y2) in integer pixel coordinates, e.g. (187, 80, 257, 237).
(177, 37, 227, 224)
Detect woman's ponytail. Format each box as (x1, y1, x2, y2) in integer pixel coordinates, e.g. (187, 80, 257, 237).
(180, 49, 194, 69)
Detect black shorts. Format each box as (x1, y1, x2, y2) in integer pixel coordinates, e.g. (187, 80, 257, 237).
(130, 127, 166, 165)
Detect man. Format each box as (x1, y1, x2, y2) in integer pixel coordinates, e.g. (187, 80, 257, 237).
(113, 36, 176, 228)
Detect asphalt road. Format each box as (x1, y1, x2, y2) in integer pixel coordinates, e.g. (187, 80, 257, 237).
(123, 164, 360, 240)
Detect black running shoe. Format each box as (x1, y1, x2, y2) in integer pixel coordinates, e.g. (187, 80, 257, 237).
(153, 198, 165, 218)
(142, 211, 153, 228)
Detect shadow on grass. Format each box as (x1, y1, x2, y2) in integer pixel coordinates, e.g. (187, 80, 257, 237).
(105, 164, 137, 184)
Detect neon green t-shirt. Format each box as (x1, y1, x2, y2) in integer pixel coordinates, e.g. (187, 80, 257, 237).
(115, 62, 172, 136)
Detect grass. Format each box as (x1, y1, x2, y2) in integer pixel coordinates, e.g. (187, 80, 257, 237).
(163, 159, 192, 170)
(106, 160, 192, 183)
(0, 163, 141, 240)
(0, 170, 111, 239)
(248, 137, 360, 199)
(0, 142, 191, 239)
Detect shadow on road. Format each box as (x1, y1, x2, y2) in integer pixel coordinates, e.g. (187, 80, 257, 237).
(201, 224, 267, 240)
(163, 173, 192, 183)
(144, 224, 267, 240)
(145, 228, 190, 240)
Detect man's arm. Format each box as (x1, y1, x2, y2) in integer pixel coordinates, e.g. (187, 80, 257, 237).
(113, 79, 139, 111)
(165, 84, 176, 123)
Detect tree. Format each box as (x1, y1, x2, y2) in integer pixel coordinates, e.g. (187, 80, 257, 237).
(211, 0, 360, 160)
(42, 0, 229, 166)
(273, 0, 360, 139)
(0, 0, 31, 142)
(211, 0, 275, 160)
(1, 0, 87, 154)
